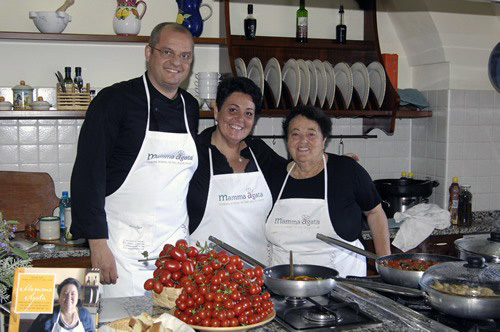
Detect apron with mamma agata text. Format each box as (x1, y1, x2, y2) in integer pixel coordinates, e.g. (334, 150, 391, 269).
(51, 309, 85, 332)
(189, 147, 272, 264)
(103, 74, 198, 298)
(265, 155, 366, 277)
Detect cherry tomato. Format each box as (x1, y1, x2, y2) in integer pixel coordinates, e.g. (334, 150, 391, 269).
(187, 246, 199, 258)
(253, 266, 264, 277)
(164, 259, 182, 272)
(159, 270, 171, 285)
(181, 260, 195, 275)
(175, 239, 189, 249)
(225, 263, 236, 274)
(153, 279, 163, 294)
(170, 247, 188, 262)
(144, 278, 154, 291)
(163, 243, 174, 253)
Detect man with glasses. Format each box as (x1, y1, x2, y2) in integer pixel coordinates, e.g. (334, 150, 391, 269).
(70, 23, 199, 298)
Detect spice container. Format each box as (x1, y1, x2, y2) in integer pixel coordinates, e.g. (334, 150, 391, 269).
(31, 96, 52, 111)
(0, 96, 13, 111)
(39, 216, 60, 240)
(12, 80, 34, 110)
(24, 224, 38, 240)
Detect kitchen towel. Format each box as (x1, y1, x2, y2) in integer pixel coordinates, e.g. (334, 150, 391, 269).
(398, 88, 430, 109)
(392, 203, 450, 252)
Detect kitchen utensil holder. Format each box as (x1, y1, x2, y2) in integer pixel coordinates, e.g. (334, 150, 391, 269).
(56, 83, 91, 110)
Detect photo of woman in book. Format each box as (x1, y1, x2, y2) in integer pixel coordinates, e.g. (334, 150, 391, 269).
(28, 277, 95, 332)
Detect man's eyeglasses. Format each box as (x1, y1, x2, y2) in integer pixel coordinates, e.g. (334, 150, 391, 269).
(149, 45, 193, 63)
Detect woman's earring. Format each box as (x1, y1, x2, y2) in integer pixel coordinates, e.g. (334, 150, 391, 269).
(215, 119, 218, 126)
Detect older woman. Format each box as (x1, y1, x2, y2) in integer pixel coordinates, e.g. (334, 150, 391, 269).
(187, 77, 286, 263)
(28, 278, 95, 332)
(266, 106, 391, 277)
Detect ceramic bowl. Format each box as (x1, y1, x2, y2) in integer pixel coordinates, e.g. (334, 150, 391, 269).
(31, 100, 52, 111)
(0, 101, 13, 111)
(29, 11, 72, 33)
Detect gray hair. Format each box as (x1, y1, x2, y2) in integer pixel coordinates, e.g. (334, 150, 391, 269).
(148, 22, 193, 47)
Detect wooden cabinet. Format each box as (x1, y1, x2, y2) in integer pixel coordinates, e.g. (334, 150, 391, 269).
(362, 234, 462, 275)
(32, 256, 91, 268)
(0, 0, 431, 133)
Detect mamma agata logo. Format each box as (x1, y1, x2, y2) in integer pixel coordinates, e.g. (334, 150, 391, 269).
(147, 150, 194, 162)
(218, 187, 264, 203)
(273, 215, 320, 226)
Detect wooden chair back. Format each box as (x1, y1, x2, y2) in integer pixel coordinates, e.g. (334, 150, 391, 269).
(0, 171, 60, 230)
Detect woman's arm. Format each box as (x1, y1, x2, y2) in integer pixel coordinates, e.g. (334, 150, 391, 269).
(364, 204, 391, 257)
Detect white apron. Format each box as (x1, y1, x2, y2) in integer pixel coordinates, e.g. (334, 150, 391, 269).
(51, 309, 85, 332)
(265, 155, 367, 277)
(103, 74, 198, 298)
(189, 147, 272, 264)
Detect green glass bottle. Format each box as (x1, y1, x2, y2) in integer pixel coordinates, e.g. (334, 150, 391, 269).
(296, 0, 308, 43)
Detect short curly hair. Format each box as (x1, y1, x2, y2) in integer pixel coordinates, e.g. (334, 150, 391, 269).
(282, 105, 332, 139)
(215, 77, 262, 113)
(57, 277, 82, 298)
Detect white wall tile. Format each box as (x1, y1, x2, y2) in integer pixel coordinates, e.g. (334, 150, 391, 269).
(39, 144, 58, 163)
(465, 90, 480, 108)
(449, 90, 465, 108)
(479, 91, 494, 108)
(0, 145, 19, 163)
(58, 125, 77, 144)
(38, 126, 58, 144)
(19, 145, 38, 163)
(58, 144, 77, 163)
(19, 126, 38, 144)
(0, 126, 18, 144)
(19, 164, 39, 172)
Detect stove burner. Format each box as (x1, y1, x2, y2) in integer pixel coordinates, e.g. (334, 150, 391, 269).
(285, 297, 308, 305)
(303, 308, 342, 324)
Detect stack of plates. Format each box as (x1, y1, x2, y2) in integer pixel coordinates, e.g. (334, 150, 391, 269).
(247, 57, 265, 96)
(282, 59, 301, 106)
(296, 59, 310, 105)
(323, 61, 336, 109)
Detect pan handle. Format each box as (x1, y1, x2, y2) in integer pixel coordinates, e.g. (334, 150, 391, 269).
(208, 236, 266, 268)
(336, 278, 425, 297)
(316, 233, 379, 260)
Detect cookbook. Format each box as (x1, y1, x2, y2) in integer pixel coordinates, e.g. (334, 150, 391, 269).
(8, 267, 100, 332)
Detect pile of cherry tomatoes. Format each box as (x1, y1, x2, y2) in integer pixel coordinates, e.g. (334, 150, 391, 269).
(144, 239, 274, 327)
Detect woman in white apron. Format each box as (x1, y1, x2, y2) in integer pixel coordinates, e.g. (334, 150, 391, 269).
(266, 106, 390, 277)
(28, 278, 95, 332)
(103, 74, 198, 298)
(188, 77, 285, 264)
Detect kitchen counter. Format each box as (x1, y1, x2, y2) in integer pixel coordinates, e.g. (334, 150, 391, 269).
(362, 210, 499, 240)
(100, 282, 455, 332)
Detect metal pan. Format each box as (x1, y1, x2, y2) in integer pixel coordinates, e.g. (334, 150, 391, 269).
(208, 236, 338, 298)
(316, 233, 462, 289)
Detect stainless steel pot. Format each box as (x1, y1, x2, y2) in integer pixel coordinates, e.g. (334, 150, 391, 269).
(419, 256, 500, 319)
(263, 264, 338, 297)
(454, 232, 500, 263)
(317, 233, 461, 289)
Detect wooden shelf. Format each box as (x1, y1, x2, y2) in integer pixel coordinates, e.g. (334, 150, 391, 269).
(0, 31, 226, 45)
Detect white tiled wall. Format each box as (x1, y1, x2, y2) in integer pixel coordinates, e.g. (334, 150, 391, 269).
(415, 89, 500, 211)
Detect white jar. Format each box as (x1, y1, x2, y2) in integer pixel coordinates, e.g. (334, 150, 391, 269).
(39, 216, 60, 240)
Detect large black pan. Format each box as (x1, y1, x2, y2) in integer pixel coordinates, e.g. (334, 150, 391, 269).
(316, 233, 462, 289)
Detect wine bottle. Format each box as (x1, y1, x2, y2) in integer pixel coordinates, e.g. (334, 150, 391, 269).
(244, 4, 257, 40)
(63, 67, 74, 93)
(74, 67, 84, 92)
(336, 5, 346, 44)
(296, 0, 308, 43)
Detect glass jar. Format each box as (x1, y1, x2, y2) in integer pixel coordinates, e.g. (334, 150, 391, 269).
(24, 224, 37, 240)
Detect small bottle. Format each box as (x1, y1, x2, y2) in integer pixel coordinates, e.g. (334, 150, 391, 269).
(63, 67, 74, 93)
(244, 4, 257, 40)
(74, 67, 84, 92)
(400, 171, 407, 179)
(408, 172, 414, 179)
(457, 185, 473, 227)
(59, 191, 71, 241)
(296, 0, 308, 43)
(336, 5, 347, 44)
(448, 177, 460, 225)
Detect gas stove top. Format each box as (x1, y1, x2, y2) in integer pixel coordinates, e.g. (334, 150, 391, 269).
(271, 292, 382, 331)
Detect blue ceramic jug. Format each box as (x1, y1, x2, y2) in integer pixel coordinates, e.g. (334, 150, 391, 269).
(176, 0, 213, 37)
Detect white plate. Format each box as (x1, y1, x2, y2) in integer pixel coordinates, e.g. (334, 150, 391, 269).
(282, 59, 301, 106)
(234, 57, 247, 77)
(367, 61, 386, 107)
(351, 62, 370, 109)
(247, 57, 265, 96)
(264, 57, 282, 108)
(313, 59, 327, 108)
(305, 60, 317, 106)
(296, 59, 310, 105)
(333, 62, 353, 108)
(323, 61, 336, 109)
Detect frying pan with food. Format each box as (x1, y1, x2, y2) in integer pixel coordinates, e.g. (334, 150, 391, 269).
(316, 233, 462, 289)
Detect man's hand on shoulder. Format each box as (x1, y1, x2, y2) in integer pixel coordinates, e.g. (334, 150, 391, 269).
(89, 239, 118, 285)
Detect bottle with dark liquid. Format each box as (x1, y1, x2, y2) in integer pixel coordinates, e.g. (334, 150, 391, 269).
(457, 185, 473, 227)
(296, 0, 308, 43)
(336, 5, 346, 44)
(74, 67, 84, 92)
(244, 4, 257, 40)
(63, 67, 74, 93)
